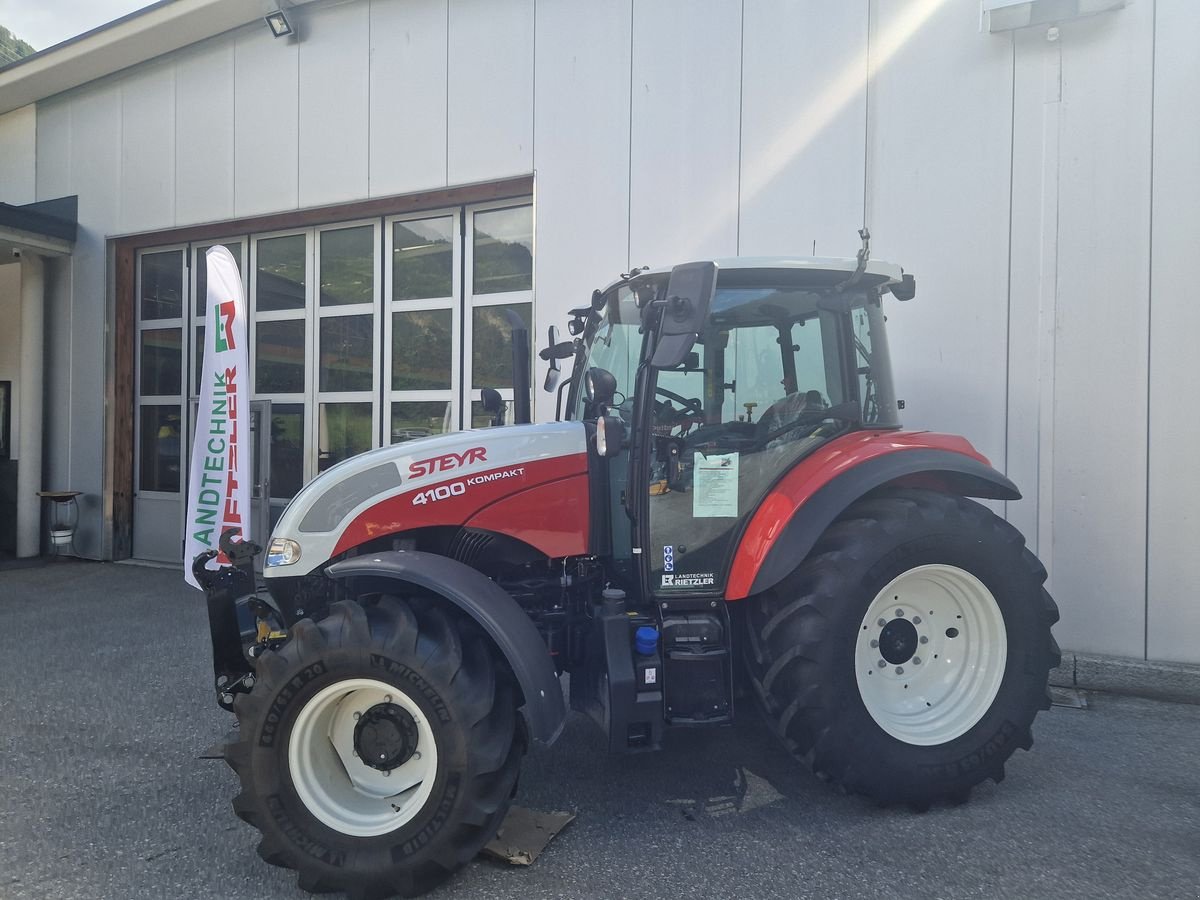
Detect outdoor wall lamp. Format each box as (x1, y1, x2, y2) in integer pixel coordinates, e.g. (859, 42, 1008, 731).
(982, 0, 1125, 32)
(265, 9, 293, 38)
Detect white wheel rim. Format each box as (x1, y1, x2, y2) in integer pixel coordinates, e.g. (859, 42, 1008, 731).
(854, 564, 1007, 746)
(288, 678, 438, 837)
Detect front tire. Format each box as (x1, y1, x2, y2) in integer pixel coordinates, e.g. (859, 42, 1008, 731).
(225, 596, 523, 899)
(744, 488, 1060, 805)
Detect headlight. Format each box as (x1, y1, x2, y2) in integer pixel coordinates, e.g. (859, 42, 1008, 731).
(266, 538, 302, 568)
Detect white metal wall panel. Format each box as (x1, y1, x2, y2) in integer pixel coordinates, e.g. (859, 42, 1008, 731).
(65, 86, 122, 557)
(864, 0, 1013, 473)
(1048, 7, 1153, 658)
(369, 0, 449, 197)
(0, 105, 36, 205)
(119, 63, 176, 233)
(35, 99, 71, 201)
(629, 0, 742, 265)
(738, 1, 868, 257)
(175, 40, 236, 226)
(299, 1, 371, 208)
(532, 0, 632, 399)
(234, 26, 299, 217)
(446, 0, 534, 185)
(1147, 0, 1200, 664)
(1005, 29, 1061, 558)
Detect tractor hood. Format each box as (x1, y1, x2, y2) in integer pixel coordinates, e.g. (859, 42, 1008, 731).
(264, 422, 591, 577)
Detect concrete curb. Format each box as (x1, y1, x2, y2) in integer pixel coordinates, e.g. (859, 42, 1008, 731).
(1049, 651, 1200, 706)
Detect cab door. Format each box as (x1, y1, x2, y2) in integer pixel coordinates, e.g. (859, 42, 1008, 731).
(643, 316, 848, 597)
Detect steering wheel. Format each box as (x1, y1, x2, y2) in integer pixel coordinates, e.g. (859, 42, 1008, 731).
(655, 387, 703, 418)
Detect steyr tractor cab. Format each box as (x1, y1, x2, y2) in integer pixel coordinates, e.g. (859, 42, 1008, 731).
(195, 251, 1059, 900)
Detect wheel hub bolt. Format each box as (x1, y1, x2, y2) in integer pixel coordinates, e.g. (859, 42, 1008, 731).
(913, 657, 921, 665)
(877, 618, 887, 627)
(920, 636, 929, 644)
(912, 616, 922, 625)
(895, 609, 904, 617)
(353, 712, 361, 721)
(870, 639, 879, 648)
(895, 666, 904, 674)
(877, 660, 887, 668)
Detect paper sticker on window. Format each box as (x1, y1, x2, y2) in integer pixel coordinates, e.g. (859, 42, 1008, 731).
(693, 451, 738, 517)
(663, 545, 674, 572)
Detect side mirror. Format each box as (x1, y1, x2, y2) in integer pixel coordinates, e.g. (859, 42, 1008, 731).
(540, 325, 577, 393)
(480, 387, 506, 427)
(594, 415, 625, 458)
(650, 261, 717, 369)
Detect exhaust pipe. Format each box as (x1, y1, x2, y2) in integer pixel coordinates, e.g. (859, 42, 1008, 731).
(502, 308, 532, 425)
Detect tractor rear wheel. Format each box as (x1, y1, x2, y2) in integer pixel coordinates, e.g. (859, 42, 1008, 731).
(744, 488, 1059, 806)
(224, 596, 523, 899)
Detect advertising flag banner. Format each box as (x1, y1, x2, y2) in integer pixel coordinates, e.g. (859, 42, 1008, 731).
(184, 246, 251, 588)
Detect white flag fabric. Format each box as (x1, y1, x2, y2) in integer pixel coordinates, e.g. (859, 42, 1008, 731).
(184, 246, 251, 588)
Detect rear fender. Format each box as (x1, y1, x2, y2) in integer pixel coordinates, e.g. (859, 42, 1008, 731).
(726, 443, 1020, 601)
(324, 549, 566, 745)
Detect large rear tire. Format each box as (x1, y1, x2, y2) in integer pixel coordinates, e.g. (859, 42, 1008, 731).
(225, 596, 523, 899)
(744, 488, 1059, 806)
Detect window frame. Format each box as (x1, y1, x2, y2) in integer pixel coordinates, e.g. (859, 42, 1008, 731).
(463, 199, 535, 428)
(382, 209, 462, 443)
(134, 243, 188, 499)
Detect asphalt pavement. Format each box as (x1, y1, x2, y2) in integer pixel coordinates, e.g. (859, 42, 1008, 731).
(1, 561, 1197, 900)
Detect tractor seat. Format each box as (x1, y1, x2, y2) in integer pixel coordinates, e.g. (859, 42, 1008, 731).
(756, 390, 827, 445)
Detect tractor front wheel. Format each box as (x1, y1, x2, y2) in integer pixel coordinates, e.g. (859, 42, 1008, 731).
(224, 596, 523, 899)
(745, 488, 1059, 806)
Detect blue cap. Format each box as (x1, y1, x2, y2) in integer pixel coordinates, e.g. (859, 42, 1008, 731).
(635, 626, 659, 656)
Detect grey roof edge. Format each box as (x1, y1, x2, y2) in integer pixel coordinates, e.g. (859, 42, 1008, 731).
(0, 196, 79, 243)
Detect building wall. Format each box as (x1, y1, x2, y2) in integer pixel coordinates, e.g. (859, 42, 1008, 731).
(20, 0, 1200, 663)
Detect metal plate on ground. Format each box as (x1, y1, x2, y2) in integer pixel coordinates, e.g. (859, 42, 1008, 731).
(480, 806, 575, 866)
(1049, 686, 1088, 709)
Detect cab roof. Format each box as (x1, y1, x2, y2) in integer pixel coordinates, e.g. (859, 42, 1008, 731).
(604, 256, 905, 295)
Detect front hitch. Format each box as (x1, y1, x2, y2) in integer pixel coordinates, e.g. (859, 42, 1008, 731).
(193, 529, 261, 711)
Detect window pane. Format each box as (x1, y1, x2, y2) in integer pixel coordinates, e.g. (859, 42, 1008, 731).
(471, 399, 514, 429)
(393, 217, 453, 301)
(269, 404, 305, 500)
(392, 309, 452, 390)
(318, 402, 372, 472)
(319, 315, 374, 392)
(256, 319, 306, 394)
(140, 328, 182, 396)
(320, 225, 374, 307)
(141, 250, 183, 320)
(472, 303, 531, 389)
(194, 326, 204, 396)
(256, 234, 306, 312)
(196, 243, 243, 318)
(391, 401, 452, 443)
(472, 206, 532, 294)
(139, 405, 182, 492)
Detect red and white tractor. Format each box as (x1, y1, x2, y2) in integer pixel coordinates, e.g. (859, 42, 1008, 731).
(195, 249, 1059, 899)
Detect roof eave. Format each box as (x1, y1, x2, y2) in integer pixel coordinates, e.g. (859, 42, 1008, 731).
(0, 0, 313, 116)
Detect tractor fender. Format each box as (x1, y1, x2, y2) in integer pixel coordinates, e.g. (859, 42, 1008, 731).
(324, 549, 566, 745)
(727, 446, 1020, 601)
